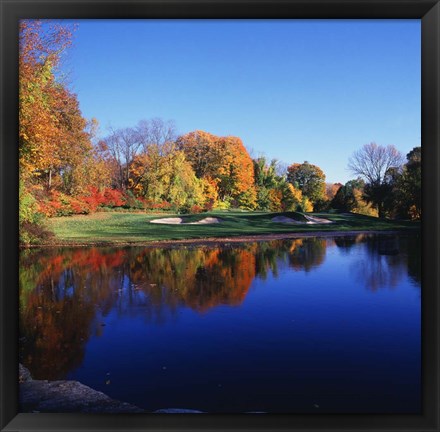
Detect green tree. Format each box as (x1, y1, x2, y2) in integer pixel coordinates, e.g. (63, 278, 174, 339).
(253, 157, 278, 210)
(392, 146, 421, 219)
(286, 161, 326, 206)
(331, 179, 364, 212)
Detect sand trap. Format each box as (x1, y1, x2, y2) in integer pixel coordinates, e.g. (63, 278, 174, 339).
(188, 217, 222, 225)
(271, 215, 333, 225)
(150, 217, 223, 225)
(303, 215, 333, 224)
(150, 217, 183, 224)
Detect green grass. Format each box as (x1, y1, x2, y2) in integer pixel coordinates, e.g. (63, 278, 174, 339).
(45, 210, 420, 245)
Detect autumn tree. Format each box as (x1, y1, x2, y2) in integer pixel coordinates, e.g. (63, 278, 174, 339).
(286, 161, 326, 207)
(19, 20, 97, 241)
(79, 134, 115, 193)
(325, 183, 343, 201)
(176, 130, 222, 179)
(19, 20, 72, 180)
(348, 143, 404, 218)
(51, 88, 94, 194)
(279, 182, 312, 212)
(103, 118, 178, 192)
(19, 19, 92, 191)
(177, 131, 257, 209)
(130, 142, 204, 210)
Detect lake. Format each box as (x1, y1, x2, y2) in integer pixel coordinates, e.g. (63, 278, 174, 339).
(19, 233, 421, 413)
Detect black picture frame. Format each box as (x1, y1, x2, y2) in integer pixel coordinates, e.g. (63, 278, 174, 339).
(1, 1, 438, 431)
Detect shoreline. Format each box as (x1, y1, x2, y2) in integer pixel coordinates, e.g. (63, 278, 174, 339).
(22, 229, 419, 249)
(19, 364, 205, 414)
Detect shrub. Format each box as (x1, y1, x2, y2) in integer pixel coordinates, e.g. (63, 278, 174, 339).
(19, 183, 54, 244)
(214, 199, 231, 210)
(148, 201, 173, 211)
(313, 198, 330, 212)
(20, 221, 55, 245)
(203, 199, 215, 212)
(190, 205, 204, 214)
(102, 188, 125, 207)
(123, 190, 147, 210)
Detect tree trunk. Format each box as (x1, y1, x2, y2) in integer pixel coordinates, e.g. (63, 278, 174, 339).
(378, 203, 384, 218)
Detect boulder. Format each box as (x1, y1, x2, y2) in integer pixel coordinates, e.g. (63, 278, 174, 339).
(20, 378, 144, 413)
(19, 364, 32, 383)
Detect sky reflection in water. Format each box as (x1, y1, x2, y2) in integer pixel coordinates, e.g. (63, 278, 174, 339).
(19, 234, 421, 413)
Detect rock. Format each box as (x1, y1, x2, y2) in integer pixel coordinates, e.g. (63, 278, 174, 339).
(19, 379, 144, 413)
(19, 363, 201, 414)
(19, 364, 32, 383)
(154, 408, 205, 413)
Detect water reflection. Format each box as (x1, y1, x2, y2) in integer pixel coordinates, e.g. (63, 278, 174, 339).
(344, 235, 421, 292)
(19, 235, 420, 381)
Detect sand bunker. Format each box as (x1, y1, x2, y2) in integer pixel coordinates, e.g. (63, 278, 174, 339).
(150, 217, 223, 225)
(304, 215, 333, 224)
(271, 215, 333, 225)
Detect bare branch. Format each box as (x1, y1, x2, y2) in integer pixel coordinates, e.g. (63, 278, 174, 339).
(348, 143, 404, 184)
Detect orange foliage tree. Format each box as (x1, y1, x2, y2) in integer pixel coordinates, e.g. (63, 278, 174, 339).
(177, 130, 257, 209)
(19, 20, 92, 191)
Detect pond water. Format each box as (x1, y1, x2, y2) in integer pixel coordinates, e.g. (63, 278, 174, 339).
(19, 234, 421, 413)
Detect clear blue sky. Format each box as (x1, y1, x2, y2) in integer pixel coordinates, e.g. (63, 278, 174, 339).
(63, 19, 420, 184)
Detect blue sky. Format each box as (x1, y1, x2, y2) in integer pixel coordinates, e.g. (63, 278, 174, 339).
(62, 19, 420, 184)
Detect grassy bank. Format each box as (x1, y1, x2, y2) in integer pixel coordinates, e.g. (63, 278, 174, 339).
(43, 211, 420, 246)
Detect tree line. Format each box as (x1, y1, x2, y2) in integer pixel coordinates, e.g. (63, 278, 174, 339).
(19, 21, 421, 243)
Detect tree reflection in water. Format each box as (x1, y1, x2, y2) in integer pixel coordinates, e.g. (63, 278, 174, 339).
(19, 235, 419, 380)
(337, 234, 421, 292)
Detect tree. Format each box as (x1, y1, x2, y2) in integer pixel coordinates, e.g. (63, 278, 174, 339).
(402, 146, 421, 219)
(51, 86, 93, 194)
(286, 161, 326, 206)
(136, 118, 177, 152)
(177, 131, 257, 209)
(130, 143, 204, 210)
(331, 178, 377, 216)
(19, 20, 95, 241)
(103, 127, 142, 190)
(253, 157, 278, 210)
(19, 20, 79, 185)
(325, 183, 343, 201)
(176, 130, 223, 178)
(19, 20, 95, 194)
(348, 143, 404, 218)
(391, 146, 421, 219)
(279, 182, 311, 212)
